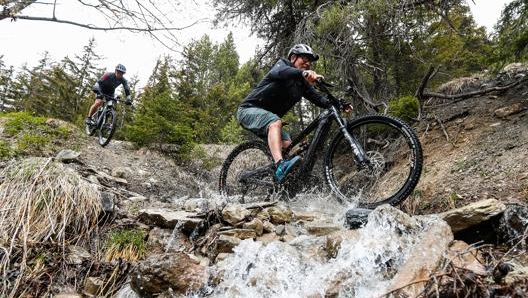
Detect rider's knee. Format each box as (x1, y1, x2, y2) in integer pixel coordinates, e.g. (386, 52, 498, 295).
(269, 120, 282, 129)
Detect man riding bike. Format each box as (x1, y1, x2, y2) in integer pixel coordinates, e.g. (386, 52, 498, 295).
(86, 63, 132, 125)
(237, 44, 342, 183)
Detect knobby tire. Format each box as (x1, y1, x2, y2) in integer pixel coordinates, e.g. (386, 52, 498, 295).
(98, 109, 117, 147)
(218, 140, 276, 203)
(324, 114, 423, 209)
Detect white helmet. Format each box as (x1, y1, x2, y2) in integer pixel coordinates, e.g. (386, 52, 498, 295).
(287, 44, 319, 61)
(115, 64, 127, 73)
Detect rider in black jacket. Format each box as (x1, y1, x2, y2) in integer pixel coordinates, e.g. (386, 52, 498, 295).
(237, 44, 330, 182)
(86, 64, 132, 125)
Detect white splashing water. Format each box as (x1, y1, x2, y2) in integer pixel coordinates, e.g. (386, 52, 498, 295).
(114, 190, 443, 298)
(207, 203, 431, 298)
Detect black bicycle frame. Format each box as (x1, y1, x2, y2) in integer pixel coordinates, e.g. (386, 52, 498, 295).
(285, 103, 370, 181)
(285, 108, 334, 177)
(95, 95, 117, 128)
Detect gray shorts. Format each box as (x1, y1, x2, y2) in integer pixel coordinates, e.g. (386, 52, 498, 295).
(237, 107, 291, 141)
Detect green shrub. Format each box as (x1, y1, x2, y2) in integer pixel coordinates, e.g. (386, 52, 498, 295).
(0, 112, 73, 157)
(388, 96, 419, 123)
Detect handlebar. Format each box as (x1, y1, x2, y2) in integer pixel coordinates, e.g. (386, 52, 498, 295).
(100, 93, 121, 101)
(315, 78, 351, 112)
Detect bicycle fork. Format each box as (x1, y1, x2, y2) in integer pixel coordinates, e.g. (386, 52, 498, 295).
(331, 107, 372, 169)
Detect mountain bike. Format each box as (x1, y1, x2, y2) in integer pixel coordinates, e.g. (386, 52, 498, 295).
(218, 79, 423, 209)
(85, 94, 122, 147)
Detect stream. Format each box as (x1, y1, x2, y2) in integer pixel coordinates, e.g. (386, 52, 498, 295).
(116, 190, 447, 298)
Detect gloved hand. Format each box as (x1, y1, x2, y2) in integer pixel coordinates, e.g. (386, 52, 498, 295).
(125, 96, 132, 105)
(342, 102, 353, 113)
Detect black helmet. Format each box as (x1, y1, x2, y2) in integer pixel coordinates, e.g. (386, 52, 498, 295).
(115, 64, 127, 73)
(287, 44, 319, 61)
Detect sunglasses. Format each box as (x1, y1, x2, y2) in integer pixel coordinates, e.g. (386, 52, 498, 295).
(298, 54, 315, 62)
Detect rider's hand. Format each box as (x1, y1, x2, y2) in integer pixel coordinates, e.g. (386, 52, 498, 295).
(342, 102, 353, 113)
(125, 96, 132, 105)
(302, 70, 323, 85)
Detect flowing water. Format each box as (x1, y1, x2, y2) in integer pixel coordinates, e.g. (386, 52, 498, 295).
(116, 190, 443, 298)
(204, 198, 433, 298)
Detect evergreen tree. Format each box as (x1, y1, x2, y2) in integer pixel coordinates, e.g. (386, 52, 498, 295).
(61, 38, 105, 123)
(124, 56, 195, 157)
(0, 56, 16, 112)
(175, 34, 242, 143)
(493, 0, 528, 66)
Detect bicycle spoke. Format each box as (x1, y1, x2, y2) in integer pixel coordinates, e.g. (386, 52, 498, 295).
(325, 114, 422, 208)
(219, 140, 278, 203)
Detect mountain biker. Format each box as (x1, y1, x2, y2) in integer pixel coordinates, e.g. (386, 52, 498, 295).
(237, 43, 333, 183)
(86, 63, 132, 125)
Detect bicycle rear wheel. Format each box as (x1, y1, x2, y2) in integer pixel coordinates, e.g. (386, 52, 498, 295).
(218, 140, 278, 203)
(98, 109, 117, 147)
(324, 114, 423, 209)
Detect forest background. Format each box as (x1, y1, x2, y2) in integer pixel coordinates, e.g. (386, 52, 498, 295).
(1, 0, 527, 160)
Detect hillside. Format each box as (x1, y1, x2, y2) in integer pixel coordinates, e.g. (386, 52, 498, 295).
(0, 66, 527, 297)
(1, 69, 526, 214)
(74, 70, 528, 217)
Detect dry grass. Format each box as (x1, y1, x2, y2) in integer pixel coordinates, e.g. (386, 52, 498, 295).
(436, 74, 486, 95)
(0, 157, 102, 297)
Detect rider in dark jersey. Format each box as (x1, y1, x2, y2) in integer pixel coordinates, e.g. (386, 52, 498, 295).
(86, 63, 132, 125)
(237, 44, 330, 182)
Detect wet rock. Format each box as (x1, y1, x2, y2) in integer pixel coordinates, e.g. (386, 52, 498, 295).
(147, 227, 192, 253)
(304, 222, 342, 236)
(386, 217, 453, 297)
(130, 252, 208, 297)
(289, 235, 329, 261)
(275, 224, 286, 236)
(266, 204, 293, 224)
(221, 204, 250, 226)
(344, 208, 372, 229)
(262, 220, 275, 233)
(183, 198, 209, 212)
(218, 228, 257, 240)
(439, 198, 506, 232)
(325, 230, 361, 258)
(216, 234, 242, 254)
(496, 203, 528, 248)
(243, 218, 264, 236)
(293, 211, 318, 221)
(447, 240, 488, 276)
(137, 208, 202, 233)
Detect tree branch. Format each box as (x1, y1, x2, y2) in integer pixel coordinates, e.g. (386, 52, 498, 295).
(7, 14, 208, 32)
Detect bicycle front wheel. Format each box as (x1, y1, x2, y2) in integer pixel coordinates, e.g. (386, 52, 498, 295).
(324, 114, 423, 209)
(98, 109, 117, 147)
(218, 140, 278, 203)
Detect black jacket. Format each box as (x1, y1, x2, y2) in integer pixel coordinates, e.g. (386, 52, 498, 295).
(240, 58, 329, 117)
(92, 72, 131, 97)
